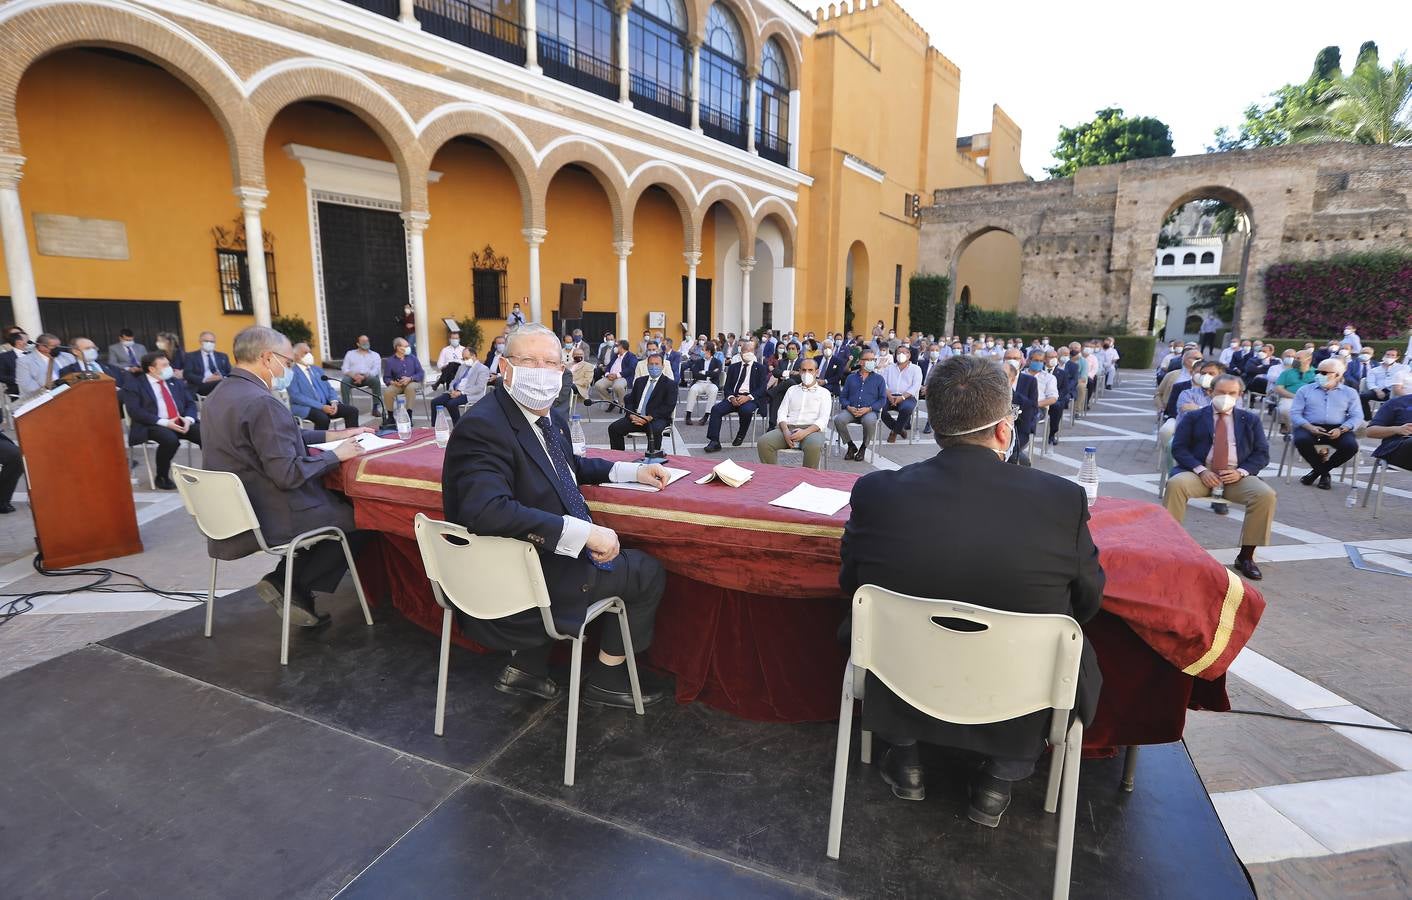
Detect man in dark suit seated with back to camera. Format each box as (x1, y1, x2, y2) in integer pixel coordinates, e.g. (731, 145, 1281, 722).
(840, 354, 1105, 828)
(441, 323, 673, 707)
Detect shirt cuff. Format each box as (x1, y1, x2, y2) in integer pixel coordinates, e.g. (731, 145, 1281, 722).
(157, 418, 171, 427)
(556, 516, 591, 557)
(1193, 464, 1207, 475)
(608, 461, 643, 483)
(1236, 468, 1249, 478)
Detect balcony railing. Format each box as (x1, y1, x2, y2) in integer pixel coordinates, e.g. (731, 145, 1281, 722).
(538, 35, 619, 102)
(415, 0, 527, 67)
(345, 0, 398, 18)
(757, 129, 789, 166)
(701, 104, 746, 150)
(629, 73, 689, 128)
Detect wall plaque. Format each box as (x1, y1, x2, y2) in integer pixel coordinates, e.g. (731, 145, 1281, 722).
(33, 213, 130, 260)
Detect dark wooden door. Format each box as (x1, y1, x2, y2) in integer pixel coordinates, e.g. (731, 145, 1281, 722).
(316, 202, 408, 356)
(0, 297, 181, 348)
(682, 276, 712, 338)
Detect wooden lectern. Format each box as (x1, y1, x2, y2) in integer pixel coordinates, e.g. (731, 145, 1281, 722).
(15, 377, 142, 568)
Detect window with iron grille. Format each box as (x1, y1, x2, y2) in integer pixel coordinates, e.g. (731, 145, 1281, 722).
(212, 220, 279, 316)
(471, 243, 510, 320)
(757, 38, 791, 166)
(538, 0, 618, 99)
(701, 3, 746, 147)
(629, 0, 689, 127)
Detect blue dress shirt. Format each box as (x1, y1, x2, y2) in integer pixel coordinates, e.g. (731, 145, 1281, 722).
(840, 371, 887, 412)
(1290, 382, 1362, 430)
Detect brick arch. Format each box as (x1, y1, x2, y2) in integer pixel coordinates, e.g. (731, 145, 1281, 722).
(753, 198, 795, 266)
(696, 182, 755, 253)
(690, 0, 762, 74)
(418, 104, 537, 230)
(756, 22, 802, 89)
(247, 61, 425, 210)
(533, 138, 630, 240)
(624, 163, 699, 252)
(0, 1, 253, 185)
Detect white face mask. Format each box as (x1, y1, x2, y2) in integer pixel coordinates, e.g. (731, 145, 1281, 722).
(801, 372, 817, 387)
(1197, 373, 1214, 389)
(450, 338, 460, 347)
(1210, 394, 1237, 413)
(201, 341, 216, 352)
(301, 353, 315, 366)
(741, 353, 756, 364)
(83, 347, 100, 362)
(506, 363, 563, 410)
(1385, 358, 1398, 367)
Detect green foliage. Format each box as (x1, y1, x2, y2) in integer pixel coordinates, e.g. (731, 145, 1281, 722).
(906, 274, 949, 337)
(1293, 54, 1412, 145)
(454, 317, 484, 354)
(1357, 41, 1379, 67)
(1313, 46, 1342, 82)
(271, 314, 313, 350)
(954, 305, 1118, 336)
(1046, 107, 1175, 179)
(843, 287, 855, 336)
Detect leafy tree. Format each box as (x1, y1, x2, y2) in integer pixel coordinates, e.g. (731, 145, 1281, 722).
(1294, 54, 1412, 145)
(1313, 46, 1342, 82)
(1357, 41, 1379, 67)
(1046, 107, 1175, 178)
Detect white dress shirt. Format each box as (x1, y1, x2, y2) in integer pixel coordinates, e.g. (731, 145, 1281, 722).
(1035, 369, 1059, 403)
(341, 349, 382, 379)
(778, 383, 831, 432)
(436, 344, 463, 369)
(1368, 361, 1408, 392)
(147, 374, 194, 427)
(513, 400, 641, 558)
(882, 362, 922, 399)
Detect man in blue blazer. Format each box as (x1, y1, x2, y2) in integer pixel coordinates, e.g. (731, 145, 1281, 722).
(608, 352, 679, 454)
(120, 351, 202, 490)
(820, 342, 849, 396)
(287, 341, 359, 429)
(183, 331, 232, 396)
(442, 324, 671, 707)
(1046, 348, 1073, 446)
(1164, 373, 1275, 581)
(703, 340, 768, 452)
(1003, 350, 1039, 465)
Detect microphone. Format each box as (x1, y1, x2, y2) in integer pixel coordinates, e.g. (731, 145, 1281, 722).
(322, 373, 380, 402)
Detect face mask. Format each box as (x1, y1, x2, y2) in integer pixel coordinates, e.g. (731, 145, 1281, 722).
(1344, 328, 1354, 335)
(1385, 358, 1398, 366)
(862, 360, 877, 372)
(1256, 352, 1268, 361)
(647, 365, 663, 379)
(450, 338, 461, 347)
(396, 346, 407, 357)
(985, 342, 993, 349)
(1211, 394, 1237, 413)
(506, 363, 563, 409)
(1004, 359, 1021, 371)
(201, 341, 216, 352)
(823, 348, 834, 357)
(1230, 343, 1239, 350)
(929, 351, 939, 360)
(1338, 350, 1350, 358)
(1360, 353, 1372, 362)
(156, 341, 168, 352)
(1282, 357, 1294, 366)
(1082, 349, 1092, 356)
(1323, 373, 1341, 387)
(494, 344, 505, 353)
(158, 366, 175, 381)
(786, 349, 798, 359)
(83, 347, 99, 363)
(1328, 346, 1339, 354)
(1028, 360, 1043, 372)
(1197, 373, 1214, 389)
(896, 354, 909, 364)
(742, 353, 756, 364)
(359, 342, 370, 351)
(301, 353, 315, 367)
(1045, 360, 1057, 370)
(121, 339, 133, 347)
(801, 372, 817, 387)
(880, 354, 893, 366)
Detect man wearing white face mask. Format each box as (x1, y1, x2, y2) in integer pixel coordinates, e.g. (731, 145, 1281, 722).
(287, 342, 359, 430)
(1290, 358, 1363, 490)
(119, 351, 203, 490)
(442, 323, 673, 707)
(1165, 374, 1274, 581)
(758, 358, 829, 469)
(1160, 360, 1223, 445)
(181, 331, 231, 396)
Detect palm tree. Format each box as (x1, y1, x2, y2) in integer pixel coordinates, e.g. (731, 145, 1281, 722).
(1293, 55, 1412, 145)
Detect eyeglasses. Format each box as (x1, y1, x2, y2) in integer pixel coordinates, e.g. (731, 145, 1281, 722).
(507, 354, 564, 371)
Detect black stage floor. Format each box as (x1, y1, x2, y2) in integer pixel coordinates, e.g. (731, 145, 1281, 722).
(1, 589, 1254, 899)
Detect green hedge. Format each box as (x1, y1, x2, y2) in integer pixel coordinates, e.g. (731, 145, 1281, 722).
(966, 332, 1159, 367)
(907, 274, 950, 337)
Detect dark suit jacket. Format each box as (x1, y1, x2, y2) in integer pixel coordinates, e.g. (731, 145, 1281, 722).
(840, 445, 1105, 759)
(196, 368, 343, 558)
(1163, 379, 1193, 421)
(1229, 350, 1251, 373)
(721, 360, 768, 403)
(1063, 359, 1083, 401)
(622, 375, 678, 422)
(183, 349, 232, 389)
(1171, 406, 1270, 476)
(1241, 356, 1272, 382)
(121, 376, 199, 444)
(604, 351, 638, 381)
(1052, 363, 1072, 406)
(770, 356, 803, 393)
(1343, 358, 1366, 389)
(821, 353, 848, 392)
(1012, 372, 1039, 436)
(59, 360, 126, 383)
(443, 386, 613, 620)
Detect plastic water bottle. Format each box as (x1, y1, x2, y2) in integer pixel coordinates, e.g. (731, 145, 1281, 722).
(570, 415, 588, 457)
(1078, 447, 1099, 507)
(434, 407, 452, 448)
(1346, 488, 1359, 508)
(393, 396, 412, 441)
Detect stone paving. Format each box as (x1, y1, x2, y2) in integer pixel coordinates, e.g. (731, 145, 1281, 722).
(1, 369, 1408, 897)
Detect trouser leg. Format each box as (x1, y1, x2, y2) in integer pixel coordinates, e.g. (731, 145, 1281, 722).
(612, 380, 628, 404)
(0, 435, 22, 504)
(734, 401, 757, 440)
(150, 428, 179, 479)
(1292, 429, 1325, 473)
(1163, 471, 1207, 524)
(896, 398, 916, 432)
(607, 417, 637, 451)
(986, 751, 1041, 781)
(646, 419, 667, 453)
(305, 408, 332, 430)
(757, 429, 785, 464)
(801, 432, 826, 469)
(858, 412, 878, 448)
(1385, 443, 1412, 469)
(592, 549, 664, 654)
(705, 400, 733, 441)
(446, 397, 468, 422)
(1325, 431, 1359, 470)
(1048, 405, 1064, 441)
(1226, 477, 1276, 547)
(269, 531, 369, 596)
(335, 402, 358, 428)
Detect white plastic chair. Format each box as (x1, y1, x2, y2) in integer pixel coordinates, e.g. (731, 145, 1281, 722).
(827, 586, 1085, 900)
(1361, 456, 1398, 518)
(413, 514, 644, 786)
(171, 464, 373, 665)
(123, 407, 195, 490)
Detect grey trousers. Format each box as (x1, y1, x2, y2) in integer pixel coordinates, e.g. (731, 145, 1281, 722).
(832, 411, 878, 448)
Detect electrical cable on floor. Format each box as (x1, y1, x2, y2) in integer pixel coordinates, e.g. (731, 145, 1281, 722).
(1224, 708, 1412, 734)
(0, 553, 204, 627)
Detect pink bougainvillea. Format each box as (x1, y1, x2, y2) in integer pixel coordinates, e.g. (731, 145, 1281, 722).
(1265, 252, 1412, 339)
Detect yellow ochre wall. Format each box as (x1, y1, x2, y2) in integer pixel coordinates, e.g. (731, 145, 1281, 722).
(3, 51, 714, 359)
(955, 230, 1022, 314)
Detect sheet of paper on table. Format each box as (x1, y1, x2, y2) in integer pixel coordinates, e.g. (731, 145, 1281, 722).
(768, 482, 852, 516)
(594, 466, 692, 493)
(695, 459, 754, 488)
(309, 433, 402, 453)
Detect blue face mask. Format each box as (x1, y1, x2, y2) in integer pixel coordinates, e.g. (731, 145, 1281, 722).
(269, 356, 293, 392)
(647, 365, 663, 379)
(1028, 360, 1044, 372)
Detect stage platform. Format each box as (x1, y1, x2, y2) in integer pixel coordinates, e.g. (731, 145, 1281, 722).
(1, 588, 1254, 898)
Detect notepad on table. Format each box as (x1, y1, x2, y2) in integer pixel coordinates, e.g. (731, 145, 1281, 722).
(594, 466, 692, 493)
(769, 482, 851, 516)
(695, 459, 755, 488)
(309, 433, 402, 453)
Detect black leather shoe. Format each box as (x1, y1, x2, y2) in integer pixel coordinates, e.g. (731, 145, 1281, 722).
(0, 502, 14, 514)
(495, 665, 559, 700)
(968, 773, 1013, 828)
(1300, 472, 1318, 486)
(732, 433, 746, 447)
(154, 475, 177, 491)
(844, 444, 859, 461)
(703, 440, 722, 453)
(255, 578, 321, 627)
(684, 412, 693, 426)
(1318, 474, 1332, 490)
(582, 679, 668, 709)
(1233, 557, 1263, 581)
(879, 747, 926, 801)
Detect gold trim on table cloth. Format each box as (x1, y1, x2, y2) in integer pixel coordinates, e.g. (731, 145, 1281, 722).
(1181, 568, 1245, 677)
(585, 500, 847, 538)
(353, 437, 443, 492)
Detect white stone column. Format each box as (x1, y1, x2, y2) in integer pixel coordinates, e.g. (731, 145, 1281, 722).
(614, 240, 633, 336)
(616, 0, 632, 105)
(403, 211, 431, 363)
(398, 0, 420, 29)
(684, 250, 701, 343)
(0, 155, 40, 337)
(235, 187, 272, 328)
(689, 40, 702, 132)
(523, 227, 546, 323)
(524, 0, 540, 72)
(739, 256, 755, 336)
(787, 89, 801, 169)
(746, 73, 759, 154)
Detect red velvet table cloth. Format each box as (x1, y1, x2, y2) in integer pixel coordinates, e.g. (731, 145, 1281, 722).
(329, 431, 1264, 750)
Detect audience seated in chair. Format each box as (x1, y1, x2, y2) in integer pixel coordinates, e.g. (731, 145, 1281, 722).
(381, 338, 424, 423)
(758, 358, 829, 469)
(430, 346, 489, 424)
(1290, 357, 1363, 491)
(1364, 372, 1412, 472)
(120, 350, 202, 491)
(287, 342, 359, 430)
(832, 348, 886, 461)
(340, 335, 383, 415)
(182, 331, 231, 396)
(591, 341, 637, 408)
(1362, 349, 1407, 421)
(703, 341, 768, 453)
(683, 342, 723, 426)
(608, 352, 677, 455)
